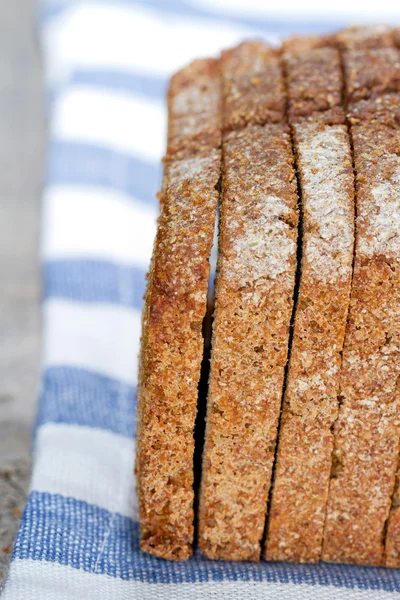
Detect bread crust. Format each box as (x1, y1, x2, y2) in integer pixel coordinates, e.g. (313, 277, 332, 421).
(335, 24, 395, 50)
(221, 42, 285, 131)
(137, 59, 221, 560)
(343, 48, 400, 105)
(167, 58, 221, 157)
(198, 123, 298, 561)
(283, 45, 344, 123)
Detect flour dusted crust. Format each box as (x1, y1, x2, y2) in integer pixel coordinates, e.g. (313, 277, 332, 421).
(284, 25, 394, 55)
(221, 41, 285, 131)
(343, 47, 400, 105)
(137, 59, 221, 560)
(198, 124, 298, 561)
(282, 35, 327, 55)
(167, 58, 221, 157)
(283, 44, 344, 123)
(335, 24, 395, 50)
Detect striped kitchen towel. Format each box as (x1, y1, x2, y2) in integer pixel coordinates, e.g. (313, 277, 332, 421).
(4, 1, 400, 598)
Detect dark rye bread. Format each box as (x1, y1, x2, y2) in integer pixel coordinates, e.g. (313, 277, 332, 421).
(198, 123, 298, 561)
(265, 40, 354, 563)
(136, 59, 221, 560)
(322, 32, 400, 566)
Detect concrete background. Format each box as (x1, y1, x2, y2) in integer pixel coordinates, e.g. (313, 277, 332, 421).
(0, 0, 43, 588)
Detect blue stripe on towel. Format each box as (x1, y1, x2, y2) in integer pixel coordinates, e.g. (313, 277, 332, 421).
(41, 0, 345, 37)
(71, 70, 168, 100)
(132, 0, 346, 36)
(37, 366, 136, 438)
(47, 141, 161, 206)
(44, 260, 146, 309)
(14, 491, 400, 590)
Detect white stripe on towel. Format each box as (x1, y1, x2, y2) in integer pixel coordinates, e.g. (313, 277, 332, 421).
(4, 560, 394, 600)
(43, 2, 259, 85)
(52, 86, 166, 163)
(42, 185, 157, 269)
(32, 423, 138, 520)
(43, 299, 141, 385)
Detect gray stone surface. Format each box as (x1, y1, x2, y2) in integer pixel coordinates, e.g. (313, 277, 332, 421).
(0, 459, 31, 587)
(0, 0, 44, 589)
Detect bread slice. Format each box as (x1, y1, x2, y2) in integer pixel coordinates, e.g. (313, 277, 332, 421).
(221, 41, 285, 132)
(198, 122, 298, 561)
(322, 94, 400, 567)
(322, 31, 400, 566)
(266, 122, 354, 563)
(136, 59, 221, 560)
(265, 42, 354, 563)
